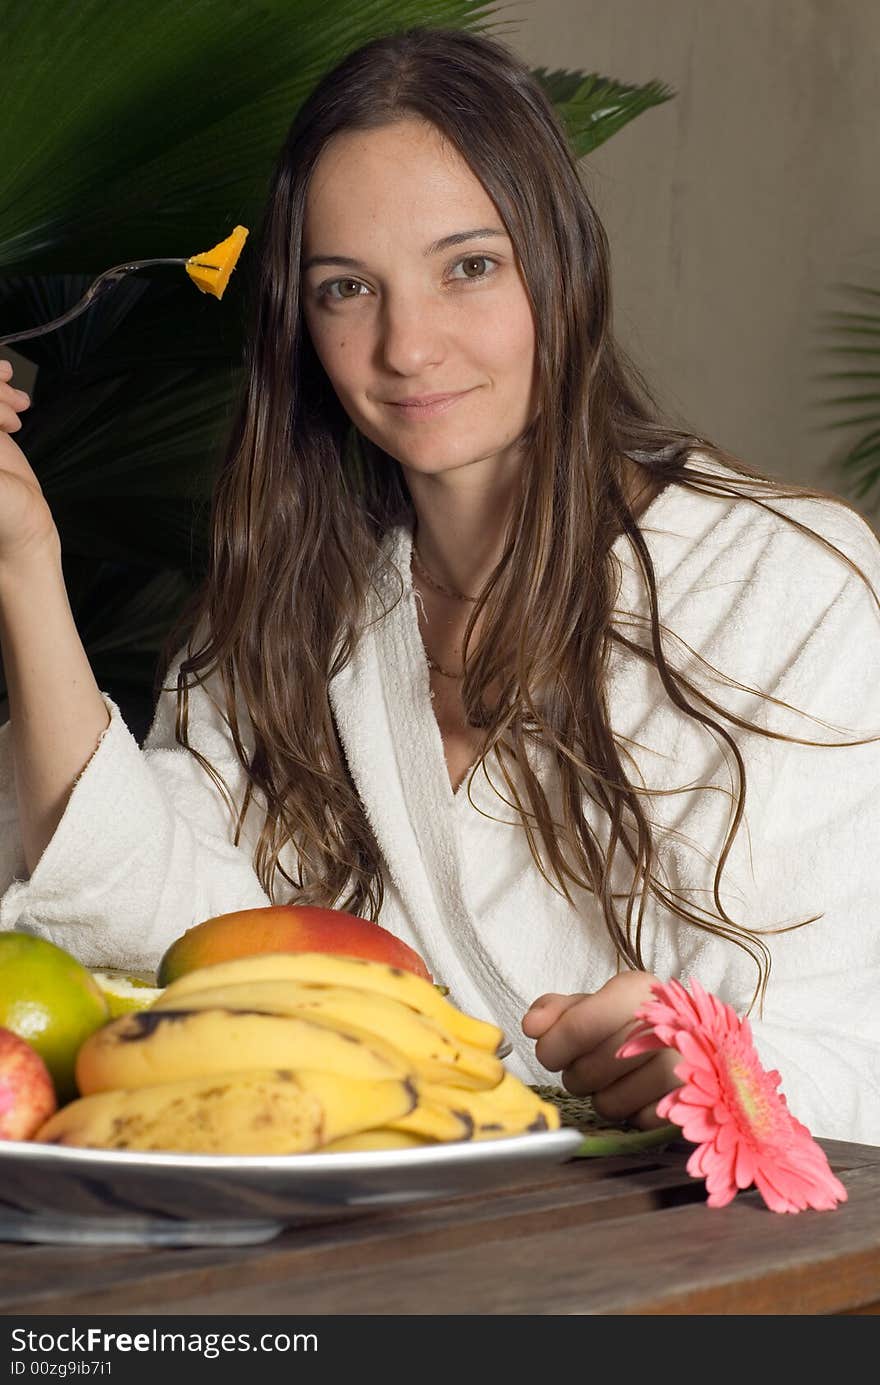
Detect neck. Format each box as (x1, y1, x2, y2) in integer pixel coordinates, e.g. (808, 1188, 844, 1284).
(407, 465, 519, 598)
(406, 455, 662, 596)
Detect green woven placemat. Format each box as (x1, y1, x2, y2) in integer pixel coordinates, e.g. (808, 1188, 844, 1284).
(529, 1085, 681, 1158)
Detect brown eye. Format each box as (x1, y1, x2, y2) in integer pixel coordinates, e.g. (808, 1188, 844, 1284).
(451, 255, 498, 283)
(318, 277, 365, 302)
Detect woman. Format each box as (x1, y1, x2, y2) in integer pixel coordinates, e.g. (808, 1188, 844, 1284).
(1, 27, 879, 1140)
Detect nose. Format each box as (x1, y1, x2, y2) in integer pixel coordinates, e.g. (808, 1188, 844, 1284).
(376, 289, 445, 377)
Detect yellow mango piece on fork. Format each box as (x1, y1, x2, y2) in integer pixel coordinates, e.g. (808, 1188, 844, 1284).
(185, 225, 249, 299)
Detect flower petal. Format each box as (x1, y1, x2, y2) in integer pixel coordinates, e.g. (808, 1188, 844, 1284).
(673, 1029, 718, 1070)
(655, 1090, 678, 1121)
(615, 1032, 664, 1059)
(706, 1184, 738, 1208)
(673, 1108, 718, 1144)
(689, 977, 718, 1031)
(686, 1142, 713, 1177)
(686, 1063, 721, 1098)
(704, 1144, 736, 1188)
(754, 1168, 799, 1214)
(772, 1144, 849, 1209)
(670, 1083, 717, 1109)
(734, 1142, 757, 1189)
(715, 1118, 740, 1154)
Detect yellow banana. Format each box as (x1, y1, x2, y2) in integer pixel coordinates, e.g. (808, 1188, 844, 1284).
(158, 952, 503, 1054)
(321, 1072, 560, 1150)
(322, 1129, 433, 1152)
(75, 1006, 415, 1096)
(389, 1093, 473, 1142)
(416, 1072, 561, 1140)
(150, 980, 503, 1091)
(37, 1067, 417, 1155)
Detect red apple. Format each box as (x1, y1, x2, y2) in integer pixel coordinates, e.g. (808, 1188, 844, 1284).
(0, 1026, 58, 1141)
(157, 904, 433, 986)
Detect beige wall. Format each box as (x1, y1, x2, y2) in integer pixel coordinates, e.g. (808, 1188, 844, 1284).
(502, 0, 880, 514)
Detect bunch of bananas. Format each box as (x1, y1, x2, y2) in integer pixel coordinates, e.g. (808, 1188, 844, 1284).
(36, 953, 559, 1155)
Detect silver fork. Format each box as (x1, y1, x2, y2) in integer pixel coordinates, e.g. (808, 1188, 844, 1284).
(0, 257, 220, 347)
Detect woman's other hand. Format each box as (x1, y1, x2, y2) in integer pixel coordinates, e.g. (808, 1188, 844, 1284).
(522, 970, 683, 1130)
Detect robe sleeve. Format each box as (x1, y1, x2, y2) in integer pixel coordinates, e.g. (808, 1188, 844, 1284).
(0, 648, 272, 972)
(658, 499, 880, 1144)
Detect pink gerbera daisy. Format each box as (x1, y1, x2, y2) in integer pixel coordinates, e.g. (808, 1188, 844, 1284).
(616, 977, 848, 1213)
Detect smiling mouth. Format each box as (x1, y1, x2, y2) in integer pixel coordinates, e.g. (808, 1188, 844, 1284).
(386, 390, 473, 419)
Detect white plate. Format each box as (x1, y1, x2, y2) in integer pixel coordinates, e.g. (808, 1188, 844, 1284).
(0, 1128, 584, 1246)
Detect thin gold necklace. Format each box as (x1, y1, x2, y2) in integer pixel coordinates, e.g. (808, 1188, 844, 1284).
(411, 536, 477, 679)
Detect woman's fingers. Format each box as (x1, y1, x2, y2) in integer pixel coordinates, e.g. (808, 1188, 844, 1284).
(528, 971, 658, 1072)
(521, 992, 585, 1039)
(630, 1096, 681, 1132)
(0, 363, 31, 432)
(524, 972, 683, 1128)
(558, 1019, 656, 1095)
(585, 1047, 684, 1128)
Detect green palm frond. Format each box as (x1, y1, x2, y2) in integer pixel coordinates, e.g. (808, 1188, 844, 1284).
(533, 69, 674, 156)
(0, 0, 672, 738)
(814, 282, 880, 509)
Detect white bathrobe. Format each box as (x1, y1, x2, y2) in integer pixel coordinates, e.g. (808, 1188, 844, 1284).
(2, 456, 879, 1142)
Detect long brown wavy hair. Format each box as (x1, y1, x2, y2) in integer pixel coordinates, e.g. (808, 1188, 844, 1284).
(159, 24, 880, 1013)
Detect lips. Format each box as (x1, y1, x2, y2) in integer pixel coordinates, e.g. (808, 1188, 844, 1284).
(390, 392, 463, 406)
(386, 389, 473, 419)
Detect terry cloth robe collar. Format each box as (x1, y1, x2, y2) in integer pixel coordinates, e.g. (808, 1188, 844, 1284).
(326, 521, 542, 1041)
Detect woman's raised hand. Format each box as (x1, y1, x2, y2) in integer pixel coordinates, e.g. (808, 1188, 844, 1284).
(0, 359, 57, 567)
(0, 357, 111, 877)
(522, 970, 683, 1130)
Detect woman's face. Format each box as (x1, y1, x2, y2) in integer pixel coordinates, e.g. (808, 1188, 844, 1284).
(301, 118, 538, 484)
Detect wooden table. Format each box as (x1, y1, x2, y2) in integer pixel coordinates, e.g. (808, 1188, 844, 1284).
(2, 1137, 879, 1315)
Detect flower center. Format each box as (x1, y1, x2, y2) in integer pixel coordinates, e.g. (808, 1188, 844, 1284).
(724, 1054, 778, 1141)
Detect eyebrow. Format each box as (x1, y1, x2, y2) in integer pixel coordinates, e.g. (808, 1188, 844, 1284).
(301, 227, 509, 273)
